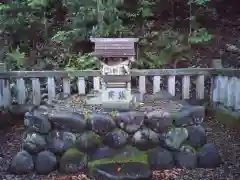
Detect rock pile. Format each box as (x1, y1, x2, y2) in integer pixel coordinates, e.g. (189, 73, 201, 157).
(9, 101, 222, 179)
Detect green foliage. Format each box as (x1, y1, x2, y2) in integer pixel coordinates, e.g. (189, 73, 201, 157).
(0, 0, 214, 70)
(7, 47, 26, 70)
(188, 28, 213, 44)
(65, 54, 99, 70)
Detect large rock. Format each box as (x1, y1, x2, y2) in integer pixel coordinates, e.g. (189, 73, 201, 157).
(91, 146, 142, 161)
(91, 146, 117, 161)
(24, 110, 51, 134)
(131, 128, 160, 150)
(104, 129, 129, 149)
(88, 113, 116, 136)
(198, 143, 222, 168)
(180, 105, 205, 124)
(175, 152, 198, 169)
(173, 110, 193, 127)
(47, 130, 76, 155)
(10, 150, 34, 174)
(185, 125, 207, 148)
(115, 111, 145, 134)
(48, 112, 87, 133)
(35, 105, 53, 114)
(9, 104, 37, 117)
(35, 150, 57, 174)
(75, 131, 102, 153)
(89, 146, 150, 180)
(148, 147, 174, 170)
(22, 132, 47, 154)
(59, 148, 87, 174)
(91, 163, 152, 180)
(164, 127, 188, 150)
(145, 111, 173, 133)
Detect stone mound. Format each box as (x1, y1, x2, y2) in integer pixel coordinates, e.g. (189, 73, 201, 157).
(8, 93, 222, 179)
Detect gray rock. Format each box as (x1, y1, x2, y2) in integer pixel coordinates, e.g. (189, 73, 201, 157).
(88, 113, 116, 136)
(104, 129, 128, 149)
(185, 125, 207, 148)
(117, 145, 143, 157)
(175, 152, 198, 169)
(48, 112, 86, 133)
(35, 105, 52, 114)
(75, 132, 102, 153)
(148, 148, 174, 170)
(173, 110, 193, 127)
(35, 150, 57, 174)
(22, 132, 47, 154)
(10, 150, 34, 174)
(24, 110, 51, 134)
(145, 111, 173, 133)
(91, 146, 116, 161)
(198, 143, 222, 168)
(115, 111, 145, 134)
(132, 128, 160, 150)
(9, 105, 37, 117)
(47, 130, 76, 155)
(164, 127, 188, 150)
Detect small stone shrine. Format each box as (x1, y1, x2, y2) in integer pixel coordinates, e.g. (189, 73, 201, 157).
(86, 38, 139, 111)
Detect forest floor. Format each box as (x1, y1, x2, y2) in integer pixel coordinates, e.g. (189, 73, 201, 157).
(0, 114, 239, 180)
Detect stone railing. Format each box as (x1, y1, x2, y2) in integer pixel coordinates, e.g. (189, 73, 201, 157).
(212, 68, 240, 110)
(0, 68, 213, 107)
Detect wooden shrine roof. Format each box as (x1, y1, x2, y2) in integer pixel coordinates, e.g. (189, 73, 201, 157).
(90, 38, 138, 58)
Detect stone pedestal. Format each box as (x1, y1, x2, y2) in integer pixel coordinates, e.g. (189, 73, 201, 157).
(86, 88, 136, 111)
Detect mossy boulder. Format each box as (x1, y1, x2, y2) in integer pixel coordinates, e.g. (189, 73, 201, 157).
(88, 145, 151, 179)
(90, 162, 152, 180)
(75, 131, 103, 153)
(59, 148, 87, 174)
(88, 146, 148, 170)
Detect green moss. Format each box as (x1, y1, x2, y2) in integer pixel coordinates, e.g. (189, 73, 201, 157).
(180, 145, 196, 153)
(84, 111, 91, 121)
(213, 106, 240, 129)
(88, 151, 148, 168)
(63, 148, 83, 157)
(110, 110, 118, 120)
(86, 131, 102, 146)
(167, 125, 176, 131)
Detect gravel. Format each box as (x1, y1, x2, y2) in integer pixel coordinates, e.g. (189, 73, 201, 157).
(0, 98, 239, 180)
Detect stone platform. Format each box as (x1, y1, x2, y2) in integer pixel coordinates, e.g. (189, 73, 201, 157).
(85, 89, 137, 111)
(8, 91, 222, 179)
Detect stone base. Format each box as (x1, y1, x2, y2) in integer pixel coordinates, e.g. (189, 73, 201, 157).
(9, 93, 222, 178)
(85, 89, 137, 111)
